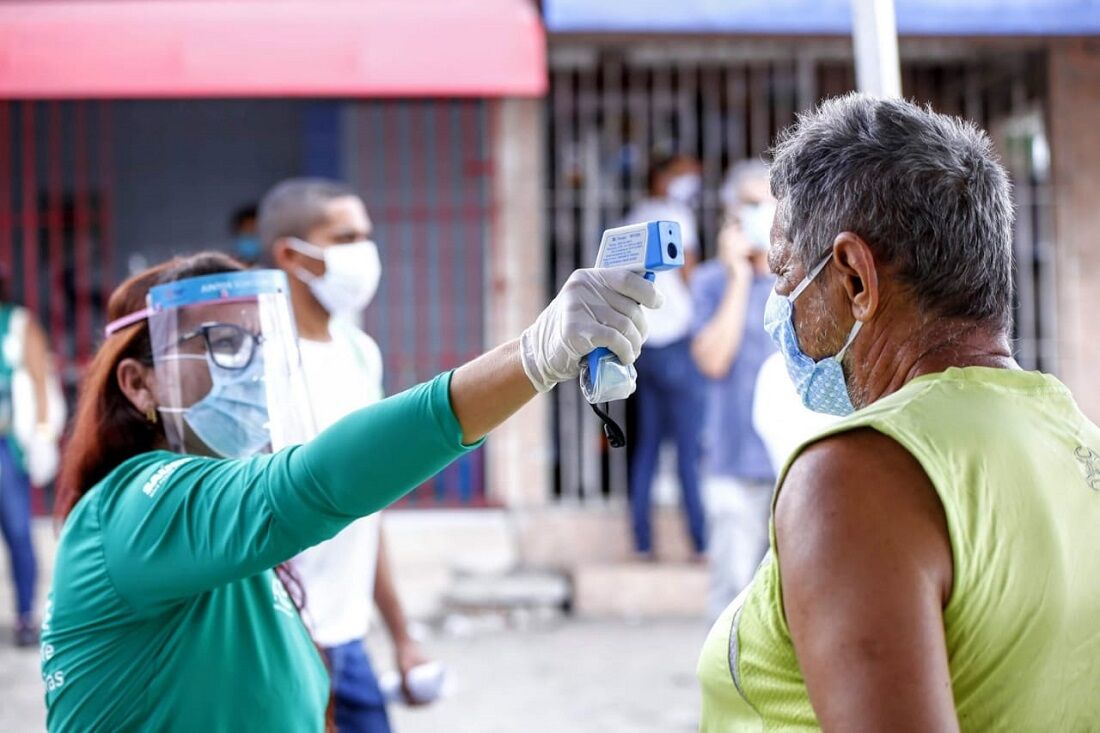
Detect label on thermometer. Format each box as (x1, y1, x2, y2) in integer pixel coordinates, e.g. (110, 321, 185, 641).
(596, 224, 648, 270)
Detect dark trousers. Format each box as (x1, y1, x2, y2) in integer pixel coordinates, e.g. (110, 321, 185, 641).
(324, 640, 392, 733)
(0, 438, 36, 618)
(628, 338, 706, 554)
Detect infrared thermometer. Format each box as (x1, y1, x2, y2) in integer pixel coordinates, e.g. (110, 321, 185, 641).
(579, 220, 684, 408)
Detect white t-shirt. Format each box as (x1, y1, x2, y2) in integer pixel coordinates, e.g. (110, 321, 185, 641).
(751, 352, 837, 476)
(291, 318, 386, 648)
(623, 198, 699, 348)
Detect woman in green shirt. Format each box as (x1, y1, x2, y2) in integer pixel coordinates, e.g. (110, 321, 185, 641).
(43, 251, 659, 732)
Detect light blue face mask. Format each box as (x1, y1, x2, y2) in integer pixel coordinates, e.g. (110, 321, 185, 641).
(160, 352, 271, 458)
(763, 252, 863, 416)
(233, 234, 263, 262)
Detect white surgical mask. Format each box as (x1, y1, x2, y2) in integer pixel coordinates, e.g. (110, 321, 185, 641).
(738, 201, 777, 253)
(666, 173, 701, 206)
(287, 238, 381, 317)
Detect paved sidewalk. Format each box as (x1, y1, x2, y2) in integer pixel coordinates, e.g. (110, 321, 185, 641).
(387, 618, 705, 733)
(1, 616, 705, 733)
(2, 520, 707, 732)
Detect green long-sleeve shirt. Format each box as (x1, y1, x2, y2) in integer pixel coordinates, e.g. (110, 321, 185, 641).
(42, 372, 478, 732)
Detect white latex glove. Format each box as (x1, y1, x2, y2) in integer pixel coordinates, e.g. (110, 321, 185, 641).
(520, 268, 664, 394)
(24, 429, 60, 486)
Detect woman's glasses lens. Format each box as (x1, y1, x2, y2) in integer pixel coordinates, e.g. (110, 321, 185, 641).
(203, 324, 255, 370)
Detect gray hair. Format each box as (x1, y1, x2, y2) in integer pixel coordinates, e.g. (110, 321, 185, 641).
(256, 177, 358, 249)
(769, 93, 1015, 329)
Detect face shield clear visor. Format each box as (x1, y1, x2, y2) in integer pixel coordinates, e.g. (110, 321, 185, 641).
(146, 269, 316, 458)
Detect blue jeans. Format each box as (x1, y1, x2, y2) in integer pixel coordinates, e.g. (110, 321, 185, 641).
(628, 338, 706, 554)
(0, 438, 36, 618)
(324, 640, 392, 733)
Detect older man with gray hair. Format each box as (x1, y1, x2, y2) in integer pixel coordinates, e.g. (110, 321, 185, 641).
(698, 93, 1100, 730)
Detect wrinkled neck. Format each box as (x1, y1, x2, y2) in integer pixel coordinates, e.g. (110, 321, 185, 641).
(848, 315, 1016, 408)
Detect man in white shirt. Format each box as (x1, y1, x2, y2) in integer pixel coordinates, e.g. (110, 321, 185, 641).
(259, 178, 430, 733)
(624, 155, 706, 560)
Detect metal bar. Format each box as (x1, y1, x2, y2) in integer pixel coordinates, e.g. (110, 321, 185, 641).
(21, 102, 39, 315)
(677, 61, 697, 156)
(47, 101, 64, 358)
(796, 53, 818, 112)
(435, 100, 458, 500)
(774, 61, 796, 146)
(410, 101, 436, 499)
(451, 102, 469, 366)
(1014, 177, 1037, 367)
(437, 102, 455, 368)
(653, 63, 672, 154)
(1036, 182, 1058, 373)
(474, 98, 495, 503)
(579, 64, 602, 501)
(97, 101, 115, 298)
(467, 99, 489, 503)
(852, 0, 902, 97)
(372, 103, 393, 369)
(605, 55, 631, 501)
(553, 67, 581, 503)
(0, 103, 11, 285)
(603, 56, 624, 219)
(750, 64, 770, 156)
(627, 63, 649, 205)
(73, 101, 93, 364)
(462, 99, 484, 361)
(701, 65, 723, 257)
(964, 65, 984, 124)
(724, 64, 748, 164)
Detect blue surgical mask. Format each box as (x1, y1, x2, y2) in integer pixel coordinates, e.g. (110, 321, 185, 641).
(233, 234, 263, 262)
(160, 352, 271, 458)
(763, 252, 863, 416)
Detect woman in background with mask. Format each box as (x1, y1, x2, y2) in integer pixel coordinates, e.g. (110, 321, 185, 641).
(623, 154, 708, 562)
(689, 161, 780, 618)
(44, 250, 659, 732)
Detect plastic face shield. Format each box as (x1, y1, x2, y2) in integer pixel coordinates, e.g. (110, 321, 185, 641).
(146, 269, 316, 459)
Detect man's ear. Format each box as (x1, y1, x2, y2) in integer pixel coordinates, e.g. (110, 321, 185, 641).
(271, 237, 294, 270)
(116, 358, 158, 418)
(832, 231, 879, 322)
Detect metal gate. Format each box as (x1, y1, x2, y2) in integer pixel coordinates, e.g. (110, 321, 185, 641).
(0, 100, 114, 394)
(546, 41, 1055, 504)
(343, 99, 495, 507)
(0, 100, 114, 513)
(3, 98, 494, 509)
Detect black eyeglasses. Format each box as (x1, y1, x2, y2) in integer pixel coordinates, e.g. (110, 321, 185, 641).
(176, 322, 264, 370)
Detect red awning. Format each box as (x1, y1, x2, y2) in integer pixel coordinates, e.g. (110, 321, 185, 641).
(0, 0, 547, 98)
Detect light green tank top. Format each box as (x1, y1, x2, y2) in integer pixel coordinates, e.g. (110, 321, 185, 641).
(698, 367, 1100, 731)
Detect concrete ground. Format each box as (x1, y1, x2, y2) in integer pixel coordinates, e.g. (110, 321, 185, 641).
(383, 619, 705, 733)
(2, 614, 705, 733)
(2, 519, 708, 732)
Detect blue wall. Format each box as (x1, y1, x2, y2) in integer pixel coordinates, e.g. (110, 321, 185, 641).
(545, 0, 1100, 36)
